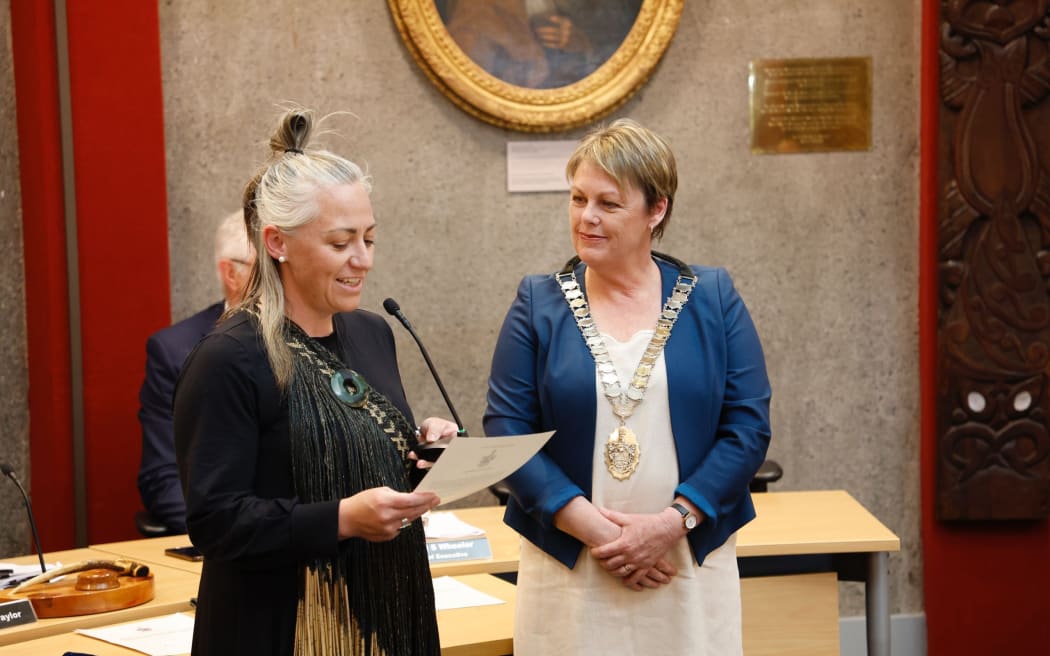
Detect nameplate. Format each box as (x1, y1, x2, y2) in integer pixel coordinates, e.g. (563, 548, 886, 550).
(0, 599, 37, 629)
(426, 537, 492, 563)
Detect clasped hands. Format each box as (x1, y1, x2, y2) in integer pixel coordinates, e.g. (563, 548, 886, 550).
(589, 507, 684, 592)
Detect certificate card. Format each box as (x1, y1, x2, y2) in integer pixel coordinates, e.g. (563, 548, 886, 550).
(413, 432, 554, 505)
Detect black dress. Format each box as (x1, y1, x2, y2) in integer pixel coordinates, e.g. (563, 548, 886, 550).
(174, 310, 437, 655)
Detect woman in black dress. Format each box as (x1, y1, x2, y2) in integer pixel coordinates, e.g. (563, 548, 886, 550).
(174, 108, 453, 655)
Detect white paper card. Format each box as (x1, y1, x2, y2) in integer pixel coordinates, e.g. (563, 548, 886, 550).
(413, 432, 553, 505)
(0, 561, 62, 589)
(424, 511, 485, 540)
(432, 576, 506, 611)
(76, 612, 194, 656)
(506, 141, 577, 192)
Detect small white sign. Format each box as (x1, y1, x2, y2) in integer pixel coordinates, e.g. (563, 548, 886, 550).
(507, 141, 577, 192)
(426, 537, 492, 563)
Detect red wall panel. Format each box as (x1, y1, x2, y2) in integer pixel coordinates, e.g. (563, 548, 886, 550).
(65, 0, 172, 544)
(12, 0, 172, 548)
(920, 0, 1050, 652)
(11, 0, 75, 552)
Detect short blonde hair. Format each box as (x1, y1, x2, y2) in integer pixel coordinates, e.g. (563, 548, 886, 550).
(566, 118, 677, 240)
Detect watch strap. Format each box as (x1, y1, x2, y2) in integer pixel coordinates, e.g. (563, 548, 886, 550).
(670, 502, 696, 531)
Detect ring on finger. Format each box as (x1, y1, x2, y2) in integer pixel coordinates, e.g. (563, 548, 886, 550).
(400, 517, 411, 531)
(622, 564, 632, 575)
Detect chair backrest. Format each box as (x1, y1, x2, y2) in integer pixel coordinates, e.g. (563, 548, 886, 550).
(749, 459, 783, 493)
(134, 510, 179, 538)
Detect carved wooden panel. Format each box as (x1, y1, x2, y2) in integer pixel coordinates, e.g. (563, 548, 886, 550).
(937, 0, 1050, 520)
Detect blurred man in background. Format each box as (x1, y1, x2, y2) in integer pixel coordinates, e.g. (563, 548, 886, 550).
(136, 209, 254, 533)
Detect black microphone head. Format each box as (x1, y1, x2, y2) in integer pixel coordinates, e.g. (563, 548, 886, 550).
(0, 462, 13, 476)
(382, 298, 401, 316)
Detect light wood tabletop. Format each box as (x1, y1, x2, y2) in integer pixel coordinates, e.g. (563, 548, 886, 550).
(0, 574, 514, 656)
(742, 572, 840, 656)
(0, 548, 198, 647)
(89, 490, 899, 581)
(4, 493, 897, 656)
(91, 535, 202, 575)
(739, 490, 900, 557)
(427, 506, 520, 577)
(430, 491, 902, 565)
(423, 490, 903, 568)
(437, 574, 515, 656)
(90, 507, 522, 578)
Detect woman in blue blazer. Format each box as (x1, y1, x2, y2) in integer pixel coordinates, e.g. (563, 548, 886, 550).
(484, 119, 771, 655)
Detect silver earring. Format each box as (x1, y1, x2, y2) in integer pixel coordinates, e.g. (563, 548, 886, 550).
(278, 255, 287, 263)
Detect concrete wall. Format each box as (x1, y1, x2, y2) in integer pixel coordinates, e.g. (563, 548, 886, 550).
(0, 0, 29, 560)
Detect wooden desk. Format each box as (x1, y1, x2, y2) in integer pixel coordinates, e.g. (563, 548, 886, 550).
(0, 574, 515, 656)
(92, 535, 202, 575)
(0, 629, 146, 655)
(740, 491, 900, 656)
(428, 507, 520, 577)
(74, 492, 895, 655)
(0, 548, 198, 646)
(89, 511, 521, 579)
(434, 493, 899, 655)
(437, 574, 515, 656)
(742, 572, 840, 656)
(740, 490, 900, 556)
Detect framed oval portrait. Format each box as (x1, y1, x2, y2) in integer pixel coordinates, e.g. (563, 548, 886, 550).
(388, 0, 684, 132)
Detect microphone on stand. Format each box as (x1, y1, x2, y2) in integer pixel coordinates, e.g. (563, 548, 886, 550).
(1, 462, 47, 574)
(383, 298, 468, 463)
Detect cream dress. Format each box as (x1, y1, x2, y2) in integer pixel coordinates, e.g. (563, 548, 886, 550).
(513, 330, 742, 656)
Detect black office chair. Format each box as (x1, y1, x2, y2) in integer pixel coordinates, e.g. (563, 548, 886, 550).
(489, 482, 512, 506)
(134, 510, 180, 538)
(749, 459, 783, 493)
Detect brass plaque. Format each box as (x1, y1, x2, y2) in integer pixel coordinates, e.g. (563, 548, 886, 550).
(749, 57, 872, 154)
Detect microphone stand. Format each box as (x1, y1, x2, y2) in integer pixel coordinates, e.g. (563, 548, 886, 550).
(382, 299, 513, 504)
(1, 463, 47, 573)
(383, 298, 467, 436)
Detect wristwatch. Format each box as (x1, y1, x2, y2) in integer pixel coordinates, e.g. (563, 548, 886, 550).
(670, 502, 698, 531)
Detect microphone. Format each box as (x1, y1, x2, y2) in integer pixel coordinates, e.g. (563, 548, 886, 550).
(383, 298, 468, 455)
(1, 462, 47, 573)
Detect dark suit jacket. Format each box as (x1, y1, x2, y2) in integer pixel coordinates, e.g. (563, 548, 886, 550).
(141, 305, 413, 535)
(173, 308, 415, 656)
(138, 302, 224, 533)
(484, 259, 772, 568)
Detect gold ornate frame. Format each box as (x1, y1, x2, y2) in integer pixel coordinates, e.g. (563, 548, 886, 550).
(388, 0, 684, 132)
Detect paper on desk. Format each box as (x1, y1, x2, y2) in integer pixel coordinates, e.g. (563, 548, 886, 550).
(76, 612, 194, 656)
(425, 511, 485, 540)
(0, 562, 62, 589)
(413, 431, 553, 505)
(432, 576, 506, 611)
